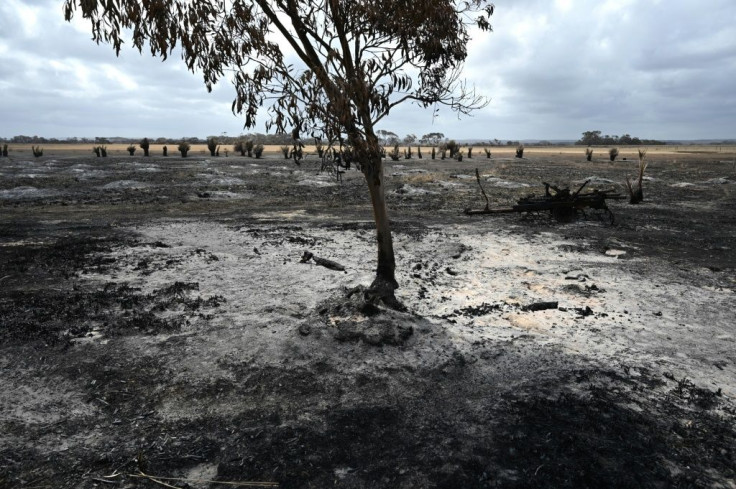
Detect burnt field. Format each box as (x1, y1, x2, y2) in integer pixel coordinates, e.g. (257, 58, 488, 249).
(1, 148, 735, 488)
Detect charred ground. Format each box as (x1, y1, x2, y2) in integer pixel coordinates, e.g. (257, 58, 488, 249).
(1, 149, 735, 488)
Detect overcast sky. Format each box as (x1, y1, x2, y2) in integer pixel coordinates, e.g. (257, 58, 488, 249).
(1, 0, 735, 141)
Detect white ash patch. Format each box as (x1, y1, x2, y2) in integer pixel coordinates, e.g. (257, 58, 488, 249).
(0, 186, 58, 199)
(67, 164, 92, 172)
(206, 191, 252, 200)
(71, 169, 110, 180)
(703, 177, 732, 185)
(135, 165, 161, 172)
(298, 175, 337, 187)
(436, 180, 467, 189)
(670, 178, 732, 188)
(393, 184, 437, 196)
(117, 161, 160, 172)
(484, 177, 530, 189)
(604, 249, 627, 257)
(101, 180, 150, 189)
(0, 373, 97, 426)
(80, 219, 736, 403)
(250, 210, 310, 220)
(209, 176, 245, 185)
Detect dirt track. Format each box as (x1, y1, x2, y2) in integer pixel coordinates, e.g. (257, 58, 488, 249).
(1, 149, 735, 488)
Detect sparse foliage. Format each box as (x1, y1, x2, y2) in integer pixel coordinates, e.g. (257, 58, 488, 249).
(178, 141, 190, 157)
(586, 147, 593, 161)
(626, 149, 648, 204)
(245, 140, 254, 157)
(140, 137, 150, 156)
(417, 146, 423, 159)
(609, 147, 619, 161)
(32, 146, 43, 157)
(389, 144, 401, 161)
(93, 146, 101, 157)
(126, 144, 136, 156)
(207, 137, 218, 157)
(1, 144, 7, 157)
(467, 147, 473, 159)
(162, 145, 168, 156)
(484, 147, 491, 158)
(280, 146, 290, 158)
(577, 130, 664, 146)
(515, 144, 524, 158)
(234, 140, 246, 156)
(431, 147, 436, 160)
(253, 144, 264, 159)
(376, 130, 400, 147)
(64, 0, 495, 304)
(446, 140, 460, 158)
(421, 132, 445, 145)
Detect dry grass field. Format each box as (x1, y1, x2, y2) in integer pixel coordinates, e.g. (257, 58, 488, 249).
(6, 143, 736, 161)
(1, 147, 735, 488)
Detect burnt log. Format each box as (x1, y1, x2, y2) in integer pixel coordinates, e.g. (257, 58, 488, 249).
(523, 301, 559, 312)
(466, 179, 624, 224)
(300, 251, 346, 271)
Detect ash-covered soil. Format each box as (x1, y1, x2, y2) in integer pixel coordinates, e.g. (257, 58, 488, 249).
(1, 150, 735, 489)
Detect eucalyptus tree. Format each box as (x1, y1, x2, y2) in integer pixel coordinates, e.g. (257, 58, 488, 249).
(64, 0, 494, 306)
(376, 130, 400, 147)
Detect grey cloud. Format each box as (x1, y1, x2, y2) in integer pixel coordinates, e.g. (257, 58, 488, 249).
(2, 0, 735, 140)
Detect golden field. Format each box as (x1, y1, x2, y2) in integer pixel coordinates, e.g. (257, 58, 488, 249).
(4, 143, 736, 161)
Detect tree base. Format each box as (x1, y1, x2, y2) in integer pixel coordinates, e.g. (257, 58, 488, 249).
(306, 285, 413, 346)
(367, 276, 406, 312)
(629, 189, 644, 204)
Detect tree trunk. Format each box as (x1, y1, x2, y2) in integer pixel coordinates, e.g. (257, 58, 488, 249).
(362, 154, 402, 308)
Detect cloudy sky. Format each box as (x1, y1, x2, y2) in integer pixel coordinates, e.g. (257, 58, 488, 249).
(1, 0, 735, 141)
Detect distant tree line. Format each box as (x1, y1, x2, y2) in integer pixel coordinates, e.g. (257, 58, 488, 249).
(0, 133, 299, 145)
(5, 132, 730, 147)
(1, 135, 97, 144)
(576, 130, 665, 146)
(373, 131, 536, 148)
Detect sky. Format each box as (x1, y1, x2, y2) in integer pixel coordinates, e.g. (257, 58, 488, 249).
(1, 0, 735, 141)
